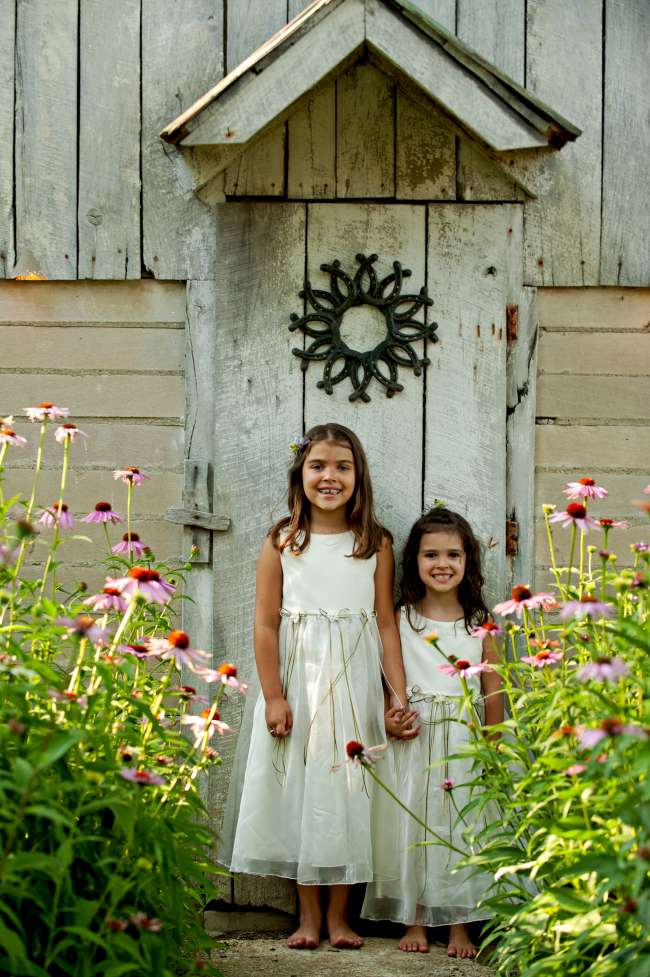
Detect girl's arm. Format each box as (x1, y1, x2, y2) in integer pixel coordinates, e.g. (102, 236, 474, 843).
(374, 536, 408, 709)
(481, 634, 504, 732)
(254, 535, 292, 737)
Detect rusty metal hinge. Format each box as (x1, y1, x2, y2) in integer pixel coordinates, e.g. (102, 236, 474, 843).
(506, 304, 519, 342)
(506, 518, 519, 557)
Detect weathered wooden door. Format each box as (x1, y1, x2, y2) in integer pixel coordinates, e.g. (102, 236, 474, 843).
(211, 200, 529, 910)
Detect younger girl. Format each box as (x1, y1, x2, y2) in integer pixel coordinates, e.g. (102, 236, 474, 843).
(223, 423, 407, 950)
(362, 507, 503, 959)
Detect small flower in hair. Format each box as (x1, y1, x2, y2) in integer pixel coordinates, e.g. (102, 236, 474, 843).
(289, 435, 310, 455)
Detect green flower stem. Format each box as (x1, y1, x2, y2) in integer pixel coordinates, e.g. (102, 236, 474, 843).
(567, 522, 577, 594)
(578, 530, 585, 598)
(109, 595, 138, 653)
(38, 435, 71, 600)
(13, 421, 48, 583)
(103, 522, 112, 556)
(67, 638, 88, 694)
(544, 509, 564, 596)
(0, 441, 7, 508)
(142, 659, 176, 747)
(127, 480, 133, 565)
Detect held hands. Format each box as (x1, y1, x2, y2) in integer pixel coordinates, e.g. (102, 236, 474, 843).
(265, 696, 293, 738)
(385, 704, 420, 740)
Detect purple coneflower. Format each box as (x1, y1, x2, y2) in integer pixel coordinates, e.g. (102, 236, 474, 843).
(105, 918, 128, 932)
(493, 585, 556, 618)
(54, 422, 87, 444)
(120, 643, 151, 659)
(49, 689, 88, 707)
(120, 768, 165, 786)
(549, 503, 600, 532)
(599, 518, 629, 531)
(565, 763, 587, 776)
(38, 501, 74, 529)
(631, 542, 649, 553)
(84, 583, 128, 613)
(113, 466, 149, 486)
(578, 657, 629, 683)
(437, 658, 492, 678)
(112, 566, 175, 604)
(563, 477, 608, 501)
(111, 531, 148, 556)
(57, 614, 111, 645)
(23, 402, 69, 422)
(343, 740, 387, 767)
(521, 648, 563, 668)
(471, 620, 503, 639)
(194, 661, 249, 692)
(146, 630, 210, 670)
(579, 718, 647, 749)
(440, 778, 455, 791)
(181, 708, 233, 746)
(0, 426, 27, 446)
(558, 596, 614, 620)
(171, 686, 209, 705)
(129, 913, 163, 931)
(82, 501, 124, 524)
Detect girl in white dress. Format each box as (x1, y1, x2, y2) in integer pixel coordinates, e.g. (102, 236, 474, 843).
(362, 507, 503, 959)
(224, 423, 408, 950)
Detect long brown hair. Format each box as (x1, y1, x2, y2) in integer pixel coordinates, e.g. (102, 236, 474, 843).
(270, 423, 385, 558)
(399, 507, 489, 632)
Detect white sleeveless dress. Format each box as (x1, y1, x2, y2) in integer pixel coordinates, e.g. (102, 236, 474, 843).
(225, 531, 391, 885)
(362, 607, 494, 926)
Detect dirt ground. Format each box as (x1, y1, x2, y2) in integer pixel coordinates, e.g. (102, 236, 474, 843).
(211, 934, 494, 977)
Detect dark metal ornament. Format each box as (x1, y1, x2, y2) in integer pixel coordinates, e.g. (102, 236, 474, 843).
(289, 253, 438, 403)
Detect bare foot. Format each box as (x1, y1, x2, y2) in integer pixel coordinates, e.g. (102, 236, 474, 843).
(399, 925, 429, 952)
(447, 923, 477, 959)
(327, 919, 364, 949)
(287, 919, 320, 950)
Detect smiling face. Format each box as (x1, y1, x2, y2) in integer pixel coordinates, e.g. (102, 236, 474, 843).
(417, 530, 466, 594)
(301, 440, 356, 517)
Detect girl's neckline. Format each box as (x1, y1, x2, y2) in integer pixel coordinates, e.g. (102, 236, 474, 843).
(407, 606, 464, 625)
(310, 529, 353, 537)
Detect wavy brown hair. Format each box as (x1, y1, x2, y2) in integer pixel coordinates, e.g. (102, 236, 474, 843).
(270, 423, 386, 559)
(399, 507, 489, 633)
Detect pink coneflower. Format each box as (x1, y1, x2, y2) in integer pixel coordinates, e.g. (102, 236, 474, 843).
(120, 643, 150, 659)
(631, 542, 649, 553)
(471, 620, 503, 639)
(171, 686, 209, 705)
(549, 503, 600, 532)
(38, 501, 74, 529)
(57, 615, 111, 645)
(82, 501, 124, 524)
(129, 913, 163, 931)
(194, 662, 249, 693)
(113, 466, 149, 486)
(181, 708, 233, 746)
(563, 477, 608, 501)
(146, 630, 210, 670)
(598, 518, 629, 530)
(120, 768, 165, 787)
(49, 689, 88, 708)
(23, 402, 69, 422)
(578, 657, 629, 683)
(437, 658, 492, 678)
(565, 764, 587, 776)
(521, 648, 564, 668)
(105, 918, 128, 932)
(558, 596, 614, 620)
(111, 532, 148, 556)
(493, 585, 556, 618)
(579, 718, 647, 749)
(0, 543, 18, 566)
(112, 566, 175, 604)
(83, 584, 128, 613)
(54, 422, 87, 444)
(440, 778, 455, 791)
(343, 740, 387, 767)
(0, 426, 27, 446)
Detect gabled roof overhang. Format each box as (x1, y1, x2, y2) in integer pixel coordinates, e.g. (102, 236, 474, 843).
(161, 0, 580, 187)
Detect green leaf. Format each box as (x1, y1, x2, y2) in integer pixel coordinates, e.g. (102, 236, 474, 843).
(25, 804, 73, 827)
(34, 729, 82, 770)
(547, 887, 593, 913)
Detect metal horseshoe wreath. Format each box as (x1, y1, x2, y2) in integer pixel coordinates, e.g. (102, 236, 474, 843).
(289, 253, 439, 403)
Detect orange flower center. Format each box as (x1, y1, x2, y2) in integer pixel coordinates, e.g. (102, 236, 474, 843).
(483, 621, 499, 631)
(168, 630, 189, 649)
(200, 707, 221, 721)
(511, 585, 532, 601)
(134, 770, 150, 782)
(2, 427, 15, 436)
(38, 402, 54, 409)
(535, 651, 550, 661)
(567, 503, 587, 518)
(579, 596, 597, 603)
(51, 501, 68, 512)
(127, 643, 148, 654)
(346, 740, 364, 759)
(95, 501, 112, 511)
(127, 466, 140, 474)
(77, 616, 95, 630)
(599, 518, 613, 527)
(218, 663, 237, 677)
(103, 586, 121, 596)
(455, 659, 471, 670)
(128, 567, 160, 582)
(579, 477, 595, 486)
(62, 423, 76, 430)
(122, 532, 140, 541)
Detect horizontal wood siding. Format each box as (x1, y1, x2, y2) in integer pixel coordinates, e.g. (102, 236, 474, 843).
(0, 281, 186, 593)
(533, 288, 650, 586)
(1, 1, 648, 284)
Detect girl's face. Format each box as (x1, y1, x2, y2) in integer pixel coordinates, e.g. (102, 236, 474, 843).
(302, 440, 356, 514)
(417, 530, 466, 594)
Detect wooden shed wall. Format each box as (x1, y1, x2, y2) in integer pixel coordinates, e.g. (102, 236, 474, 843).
(1, 0, 648, 286)
(0, 281, 185, 592)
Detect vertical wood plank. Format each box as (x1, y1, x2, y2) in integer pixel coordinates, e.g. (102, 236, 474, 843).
(78, 0, 140, 279)
(0, 0, 15, 277)
(287, 83, 337, 199)
(212, 203, 306, 912)
(523, 0, 602, 285)
(304, 203, 426, 555)
(425, 205, 522, 606)
(456, 0, 525, 201)
(142, 0, 222, 280)
(288, 0, 313, 17)
(395, 93, 456, 200)
(600, 0, 650, 285)
(336, 63, 395, 199)
(227, 0, 286, 69)
(224, 125, 285, 196)
(15, 0, 77, 279)
(408, 0, 456, 30)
